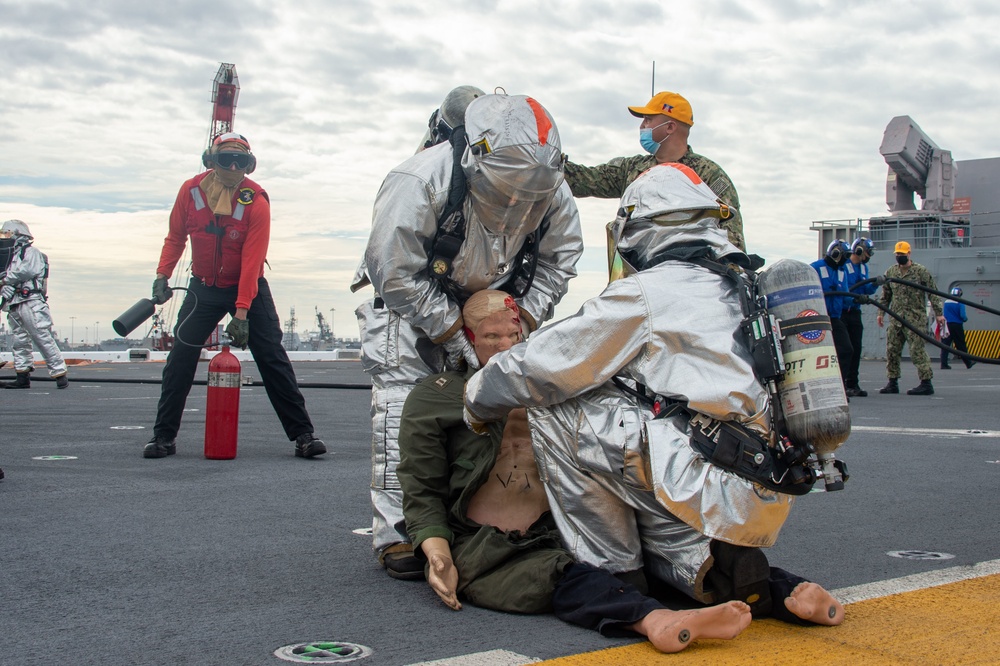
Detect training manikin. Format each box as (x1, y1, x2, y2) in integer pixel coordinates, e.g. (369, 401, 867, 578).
(351, 94, 584, 578)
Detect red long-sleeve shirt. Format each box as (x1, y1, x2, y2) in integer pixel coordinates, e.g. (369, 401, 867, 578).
(156, 172, 270, 310)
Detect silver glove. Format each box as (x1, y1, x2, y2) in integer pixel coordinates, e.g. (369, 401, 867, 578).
(442, 331, 480, 371)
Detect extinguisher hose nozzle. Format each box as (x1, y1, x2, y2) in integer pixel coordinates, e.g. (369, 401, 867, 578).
(112, 299, 157, 337)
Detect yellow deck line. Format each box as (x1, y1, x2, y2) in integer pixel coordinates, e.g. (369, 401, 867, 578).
(536, 573, 1000, 665)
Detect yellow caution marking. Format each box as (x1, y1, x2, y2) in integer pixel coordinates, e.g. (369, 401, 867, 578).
(966, 329, 1000, 359)
(536, 573, 1000, 666)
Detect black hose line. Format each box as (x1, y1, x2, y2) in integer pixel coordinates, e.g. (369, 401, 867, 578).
(3, 375, 372, 389)
(826, 276, 1000, 365)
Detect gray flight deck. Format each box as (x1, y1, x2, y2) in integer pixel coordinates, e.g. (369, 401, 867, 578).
(1, 358, 998, 665)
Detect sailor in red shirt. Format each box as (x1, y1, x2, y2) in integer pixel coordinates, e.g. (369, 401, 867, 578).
(143, 132, 326, 460)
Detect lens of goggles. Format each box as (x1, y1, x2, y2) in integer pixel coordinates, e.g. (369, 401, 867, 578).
(213, 152, 252, 170)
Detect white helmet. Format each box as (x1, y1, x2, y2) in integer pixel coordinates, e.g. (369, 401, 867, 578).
(423, 85, 486, 149)
(439, 85, 485, 132)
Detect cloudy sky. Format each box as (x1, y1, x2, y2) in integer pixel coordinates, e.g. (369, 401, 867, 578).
(2, 0, 998, 345)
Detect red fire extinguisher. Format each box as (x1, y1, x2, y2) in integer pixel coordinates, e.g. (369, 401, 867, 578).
(205, 345, 241, 460)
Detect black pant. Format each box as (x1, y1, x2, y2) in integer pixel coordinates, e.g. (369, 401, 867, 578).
(153, 277, 313, 441)
(841, 308, 864, 387)
(942, 322, 973, 368)
(552, 563, 668, 637)
(552, 560, 815, 637)
(831, 316, 854, 386)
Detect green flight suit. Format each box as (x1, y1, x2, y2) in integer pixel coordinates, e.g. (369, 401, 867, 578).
(880, 262, 943, 381)
(564, 148, 745, 251)
(398, 369, 573, 613)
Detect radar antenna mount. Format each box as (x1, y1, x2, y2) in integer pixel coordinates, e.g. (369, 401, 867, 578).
(880, 115, 955, 215)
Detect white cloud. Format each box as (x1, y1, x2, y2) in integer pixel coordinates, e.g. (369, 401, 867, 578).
(2, 0, 998, 342)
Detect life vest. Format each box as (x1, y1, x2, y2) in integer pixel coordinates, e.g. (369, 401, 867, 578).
(183, 171, 266, 288)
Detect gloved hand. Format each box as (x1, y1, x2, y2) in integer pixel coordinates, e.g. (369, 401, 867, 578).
(0, 285, 13, 301)
(442, 331, 480, 371)
(151, 276, 173, 304)
(463, 405, 489, 436)
(225, 317, 249, 349)
(873, 275, 887, 287)
(518, 317, 531, 342)
(516, 306, 537, 339)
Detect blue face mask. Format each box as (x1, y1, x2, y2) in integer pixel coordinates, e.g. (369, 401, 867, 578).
(639, 128, 660, 155)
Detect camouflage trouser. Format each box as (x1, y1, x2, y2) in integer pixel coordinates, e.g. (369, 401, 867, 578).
(885, 320, 934, 381)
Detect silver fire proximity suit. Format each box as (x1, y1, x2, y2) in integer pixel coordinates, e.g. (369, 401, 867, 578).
(1, 220, 67, 378)
(464, 164, 793, 604)
(351, 95, 584, 558)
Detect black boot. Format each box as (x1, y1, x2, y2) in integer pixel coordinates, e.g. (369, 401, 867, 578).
(143, 435, 176, 458)
(294, 433, 327, 458)
(879, 379, 899, 394)
(706, 540, 772, 618)
(907, 380, 934, 396)
(381, 544, 425, 582)
(2, 372, 31, 389)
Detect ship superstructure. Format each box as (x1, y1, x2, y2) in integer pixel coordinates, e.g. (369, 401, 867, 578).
(812, 116, 1000, 359)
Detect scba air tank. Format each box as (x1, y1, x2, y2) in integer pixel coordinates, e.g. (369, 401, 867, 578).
(758, 258, 850, 490)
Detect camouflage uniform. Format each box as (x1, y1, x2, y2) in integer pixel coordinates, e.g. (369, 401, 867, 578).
(880, 262, 943, 381)
(564, 148, 745, 251)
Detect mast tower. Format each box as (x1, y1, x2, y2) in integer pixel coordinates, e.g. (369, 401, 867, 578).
(207, 63, 240, 147)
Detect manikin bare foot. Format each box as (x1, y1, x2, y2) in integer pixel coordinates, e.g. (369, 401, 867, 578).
(784, 582, 845, 626)
(631, 600, 752, 653)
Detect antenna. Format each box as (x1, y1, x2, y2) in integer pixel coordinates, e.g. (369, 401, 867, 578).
(651, 61, 655, 96)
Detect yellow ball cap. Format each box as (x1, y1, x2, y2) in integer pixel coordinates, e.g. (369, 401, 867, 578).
(894, 241, 911, 253)
(628, 91, 694, 126)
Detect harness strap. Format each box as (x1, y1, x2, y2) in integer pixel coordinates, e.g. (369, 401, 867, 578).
(649, 391, 816, 496)
(779, 314, 832, 335)
(428, 126, 469, 284)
